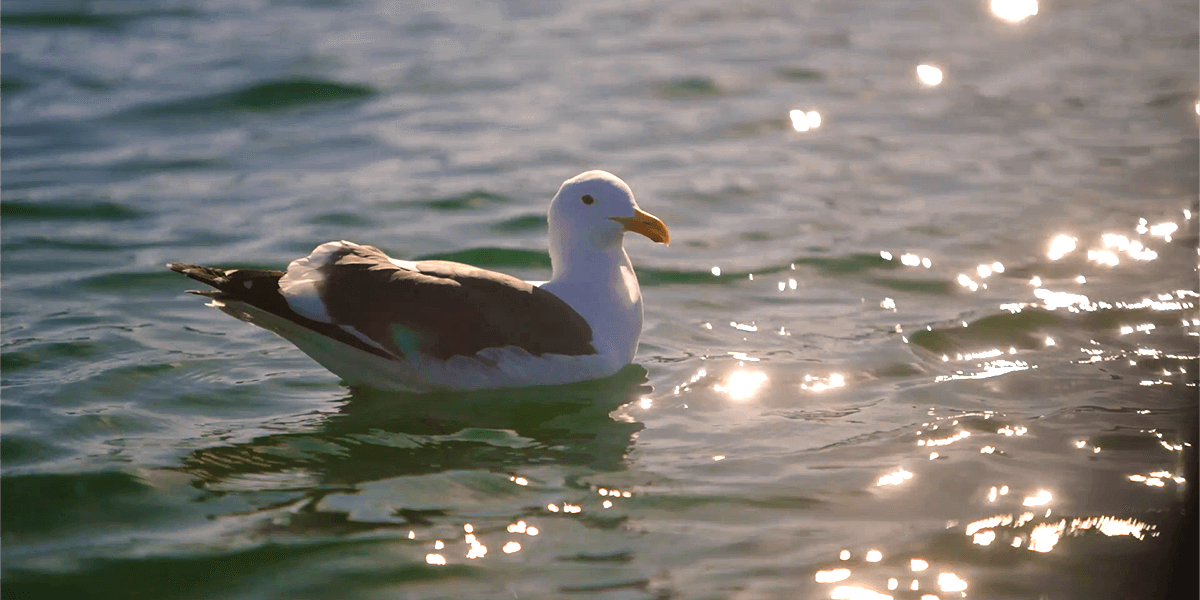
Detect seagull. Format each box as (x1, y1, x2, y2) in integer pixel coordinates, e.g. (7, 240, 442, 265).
(169, 170, 669, 391)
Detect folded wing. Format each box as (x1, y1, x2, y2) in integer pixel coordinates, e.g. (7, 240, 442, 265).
(206, 242, 597, 361)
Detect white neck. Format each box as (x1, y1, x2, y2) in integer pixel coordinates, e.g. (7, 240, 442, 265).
(542, 228, 643, 366)
(547, 224, 625, 283)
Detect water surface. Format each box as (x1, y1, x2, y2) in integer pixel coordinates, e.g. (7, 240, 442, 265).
(3, 0, 1197, 598)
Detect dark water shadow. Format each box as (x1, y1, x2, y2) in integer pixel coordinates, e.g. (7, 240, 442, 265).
(179, 366, 651, 490)
(1, 368, 652, 595)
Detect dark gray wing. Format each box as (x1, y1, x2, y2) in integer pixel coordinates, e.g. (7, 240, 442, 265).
(315, 245, 596, 360)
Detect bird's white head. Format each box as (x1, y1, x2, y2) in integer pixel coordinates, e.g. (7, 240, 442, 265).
(548, 170, 670, 251)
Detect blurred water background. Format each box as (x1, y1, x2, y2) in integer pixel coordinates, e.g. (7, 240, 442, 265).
(3, 0, 1198, 598)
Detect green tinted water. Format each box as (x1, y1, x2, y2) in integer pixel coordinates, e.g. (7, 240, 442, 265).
(3, 0, 1197, 598)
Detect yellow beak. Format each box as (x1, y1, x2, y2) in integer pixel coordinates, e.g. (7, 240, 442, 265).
(611, 208, 670, 245)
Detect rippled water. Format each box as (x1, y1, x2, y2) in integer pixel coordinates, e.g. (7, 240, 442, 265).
(3, 0, 1198, 598)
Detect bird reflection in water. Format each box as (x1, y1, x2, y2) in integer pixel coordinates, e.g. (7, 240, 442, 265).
(175, 366, 652, 566)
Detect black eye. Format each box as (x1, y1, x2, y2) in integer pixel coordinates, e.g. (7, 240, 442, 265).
(581, 194, 595, 205)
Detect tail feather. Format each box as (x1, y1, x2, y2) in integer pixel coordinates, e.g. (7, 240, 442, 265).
(167, 262, 396, 360)
(167, 262, 230, 286)
(167, 263, 283, 294)
(167, 262, 290, 311)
